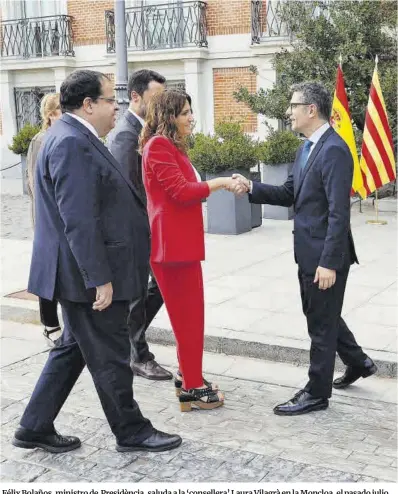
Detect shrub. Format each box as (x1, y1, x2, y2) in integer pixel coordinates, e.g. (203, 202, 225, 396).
(8, 123, 41, 156)
(258, 129, 301, 165)
(189, 121, 259, 174)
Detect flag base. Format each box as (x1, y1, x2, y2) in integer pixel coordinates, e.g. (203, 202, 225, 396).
(366, 219, 388, 225)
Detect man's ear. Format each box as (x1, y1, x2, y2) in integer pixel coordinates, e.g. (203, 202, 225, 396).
(82, 97, 93, 114)
(130, 91, 140, 103)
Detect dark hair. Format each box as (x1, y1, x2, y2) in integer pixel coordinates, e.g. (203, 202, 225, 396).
(290, 82, 331, 120)
(60, 70, 110, 112)
(139, 90, 192, 153)
(127, 69, 166, 100)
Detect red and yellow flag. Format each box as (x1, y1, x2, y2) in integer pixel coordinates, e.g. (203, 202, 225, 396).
(359, 58, 396, 196)
(330, 65, 367, 198)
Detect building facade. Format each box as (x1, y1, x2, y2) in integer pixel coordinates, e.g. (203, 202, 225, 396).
(0, 0, 290, 175)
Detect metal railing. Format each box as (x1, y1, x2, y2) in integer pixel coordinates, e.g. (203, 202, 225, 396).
(251, 0, 289, 42)
(105, 1, 207, 53)
(1, 15, 74, 58)
(251, 0, 330, 44)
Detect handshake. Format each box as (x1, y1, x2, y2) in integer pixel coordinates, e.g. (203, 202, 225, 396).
(221, 174, 251, 196)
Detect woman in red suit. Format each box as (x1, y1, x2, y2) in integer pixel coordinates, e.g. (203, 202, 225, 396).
(140, 90, 238, 412)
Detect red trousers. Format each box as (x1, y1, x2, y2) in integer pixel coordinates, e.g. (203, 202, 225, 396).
(151, 261, 204, 389)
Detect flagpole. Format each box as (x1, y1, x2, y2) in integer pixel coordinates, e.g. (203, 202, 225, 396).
(366, 188, 388, 225)
(365, 55, 387, 226)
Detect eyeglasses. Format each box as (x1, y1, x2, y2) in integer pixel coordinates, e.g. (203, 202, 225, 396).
(289, 102, 311, 111)
(96, 96, 117, 104)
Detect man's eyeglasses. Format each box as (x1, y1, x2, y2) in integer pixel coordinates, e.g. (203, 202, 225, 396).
(289, 102, 311, 111)
(97, 96, 117, 104)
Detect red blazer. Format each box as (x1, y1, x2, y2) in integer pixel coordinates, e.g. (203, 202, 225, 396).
(142, 135, 210, 263)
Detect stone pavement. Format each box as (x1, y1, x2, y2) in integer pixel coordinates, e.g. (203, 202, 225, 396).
(1, 183, 397, 376)
(1, 320, 397, 483)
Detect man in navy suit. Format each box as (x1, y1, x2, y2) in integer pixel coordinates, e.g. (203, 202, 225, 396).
(234, 82, 377, 415)
(12, 70, 181, 453)
(107, 69, 172, 381)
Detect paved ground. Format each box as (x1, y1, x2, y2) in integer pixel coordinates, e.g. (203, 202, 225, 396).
(1, 185, 397, 376)
(1, 320, 397, 483)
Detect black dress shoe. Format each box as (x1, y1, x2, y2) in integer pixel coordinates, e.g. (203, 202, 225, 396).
(131, 360, 173, 380)
(116, 429, 182, 452)
(12, 427, 81, 453)
(273, 390, 329, 416)
(333, 357, 377, 389)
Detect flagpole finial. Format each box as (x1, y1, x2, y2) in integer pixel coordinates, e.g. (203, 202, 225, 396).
(375, 54, 379, 66)
(339, 54, 342, 66)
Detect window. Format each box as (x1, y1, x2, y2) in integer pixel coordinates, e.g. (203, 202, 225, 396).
(166, 80, 186, 91)
(14, 86, 56, 131)
(2, 0, 65, 19)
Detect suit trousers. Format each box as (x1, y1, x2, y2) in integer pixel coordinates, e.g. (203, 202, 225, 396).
(127, 270, 163, 363)
(299, 268, 367, 398)
(151, 261, 204, 389)
(39, 297, 60, 328)
(20, 300, 153, 443)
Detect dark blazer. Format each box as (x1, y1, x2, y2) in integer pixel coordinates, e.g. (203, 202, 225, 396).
(28, 113, 150, 303)
(250, 126, 358, 275)
(107, 111, 146, 204)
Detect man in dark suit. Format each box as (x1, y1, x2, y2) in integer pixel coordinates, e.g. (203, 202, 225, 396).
(233, 82, 377, 415)
(12, 70, 181, 453)
(107, 70, 172, 381)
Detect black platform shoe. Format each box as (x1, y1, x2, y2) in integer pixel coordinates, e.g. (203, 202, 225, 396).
(174, 371, 218, 397)
(179, 386, 224, 412)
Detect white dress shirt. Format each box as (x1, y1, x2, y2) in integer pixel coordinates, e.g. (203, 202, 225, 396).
(307, 122, 330, 157)
(66, 113, 99, 139)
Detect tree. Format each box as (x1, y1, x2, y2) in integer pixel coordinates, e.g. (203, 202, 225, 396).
(235, 1, 397, 138)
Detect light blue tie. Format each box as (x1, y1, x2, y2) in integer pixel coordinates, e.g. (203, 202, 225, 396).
(298, 139, 312, 175)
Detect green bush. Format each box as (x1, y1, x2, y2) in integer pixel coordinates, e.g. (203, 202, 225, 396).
(8, 123, 41, 156)
(188, 121, 259, 174)
(258, 129, 301, 165)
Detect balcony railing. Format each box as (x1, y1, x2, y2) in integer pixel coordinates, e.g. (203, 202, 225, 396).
(1, 15, 74, 58)
(105, 1, 207, 53)
(251, 0, 289, 42)
(251, 0, 331, 44)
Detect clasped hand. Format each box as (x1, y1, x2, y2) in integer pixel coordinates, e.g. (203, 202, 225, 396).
(223, 173, 251, 196)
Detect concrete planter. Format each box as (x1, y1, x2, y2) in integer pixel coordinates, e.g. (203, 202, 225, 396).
(261, 162, 294, 220)
(206, 169, 252, 235)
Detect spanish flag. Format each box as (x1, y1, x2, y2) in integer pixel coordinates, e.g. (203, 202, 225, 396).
(330, 64, 367, 198)
(359, 57, 396, 196)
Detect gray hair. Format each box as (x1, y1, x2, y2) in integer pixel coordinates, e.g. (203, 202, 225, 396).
(290, 82, 331, 121)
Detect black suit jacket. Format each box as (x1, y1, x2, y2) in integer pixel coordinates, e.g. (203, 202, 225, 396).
(107, 111, 146, 205)
(250, 126, 358, 275)
(28, 113, 150, 303)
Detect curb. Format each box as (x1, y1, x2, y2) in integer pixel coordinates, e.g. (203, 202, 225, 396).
(1, 302, 396, 379)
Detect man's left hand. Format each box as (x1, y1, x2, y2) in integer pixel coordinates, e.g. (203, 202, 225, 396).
(314, 266, 336, 290)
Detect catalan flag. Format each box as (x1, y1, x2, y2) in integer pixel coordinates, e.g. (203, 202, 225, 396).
(359, 57, 396, 196)
(330, 64, 367, 198)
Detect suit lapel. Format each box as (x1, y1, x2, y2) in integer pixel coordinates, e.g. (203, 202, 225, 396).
(62, 113, 145, 208)
(88, 133, 146, 209)
(125, 111, 143, 135)
(295, 127, 334, 199)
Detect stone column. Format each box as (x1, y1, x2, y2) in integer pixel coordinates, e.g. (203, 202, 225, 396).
(53, 67, 72, 92)
(0, 70, 20, 180)
(184, 59, 204, 132)
(114, 0, 129, 116)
